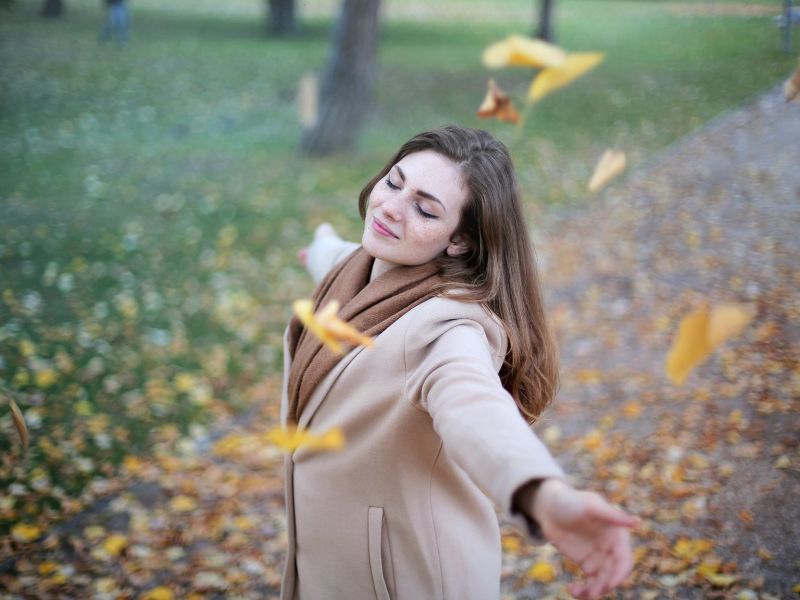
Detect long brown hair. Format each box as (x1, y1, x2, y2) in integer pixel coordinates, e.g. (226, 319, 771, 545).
(358, 125, 559, 423)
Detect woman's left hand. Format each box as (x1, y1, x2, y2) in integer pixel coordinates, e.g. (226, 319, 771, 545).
(529, 478, 640, 599)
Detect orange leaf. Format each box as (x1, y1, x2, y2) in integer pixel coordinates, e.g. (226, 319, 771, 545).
(476, 78, 520, 124)
(665, 302, 755, 385)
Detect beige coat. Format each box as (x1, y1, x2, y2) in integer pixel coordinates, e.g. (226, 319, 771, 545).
(280, 234, 565, 600)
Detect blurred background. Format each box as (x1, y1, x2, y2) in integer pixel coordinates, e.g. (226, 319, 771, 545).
(1, 0, 798, 598)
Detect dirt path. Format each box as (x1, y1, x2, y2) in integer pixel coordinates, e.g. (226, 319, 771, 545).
(503, 83, 800, 598)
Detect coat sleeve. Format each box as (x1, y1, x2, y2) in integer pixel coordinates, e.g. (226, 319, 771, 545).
(306, 232, 360, 284)
(404, 307, 566, 540)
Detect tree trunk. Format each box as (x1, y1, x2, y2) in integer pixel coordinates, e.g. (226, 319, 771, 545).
(41, 0, 63, 17)
(299, 0, 381, 156)
(535, 0, 554, 42)
(267, 0, 299, 35)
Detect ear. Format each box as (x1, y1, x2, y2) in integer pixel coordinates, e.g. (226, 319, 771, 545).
(446, 234, 471, 257)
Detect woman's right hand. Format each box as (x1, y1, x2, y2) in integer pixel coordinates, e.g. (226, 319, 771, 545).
(298, 222, 337, 267)
(530, 478, 640, 599)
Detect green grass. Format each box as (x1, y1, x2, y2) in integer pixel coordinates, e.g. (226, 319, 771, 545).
(0, 0, 794, 528)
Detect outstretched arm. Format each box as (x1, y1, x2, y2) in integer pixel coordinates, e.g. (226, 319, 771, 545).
(514, 478, 639, 599)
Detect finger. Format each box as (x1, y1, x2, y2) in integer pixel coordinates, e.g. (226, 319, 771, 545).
(586, 500, 640, 528)
(568, 580, 590, 600)
(607, 531, 635, 589)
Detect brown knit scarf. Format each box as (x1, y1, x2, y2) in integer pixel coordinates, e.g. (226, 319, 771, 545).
(286, 247, 445, 425)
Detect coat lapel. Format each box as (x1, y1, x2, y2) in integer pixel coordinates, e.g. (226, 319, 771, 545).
(296, 342, 369, 430)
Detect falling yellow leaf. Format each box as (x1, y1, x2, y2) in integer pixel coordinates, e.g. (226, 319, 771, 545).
(6, 394, 29, 450)
(665, 303, 755, 385)
(784, 61, 800, 102)
(103, 534, 128, 557)
(139, 586, 175, 600)
(477, 78, 521, 124)
(293, 299, 374, 355)
(482, 34, 567, 69)
(528, 561, 557, 583)
(588, 149, 627, 192)
(528, 52, 605, 103)
(264, 424, 345, 453)
(793, 583, 800, 594)
(12, 523, 42, 543)
(170, 495, 197, 512)
(757, 547, 773, 561)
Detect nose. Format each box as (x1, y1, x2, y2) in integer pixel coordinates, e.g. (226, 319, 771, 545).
(381, 193, 403, 222)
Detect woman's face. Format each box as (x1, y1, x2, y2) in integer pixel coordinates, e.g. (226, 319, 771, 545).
(362, 149, 470, 267)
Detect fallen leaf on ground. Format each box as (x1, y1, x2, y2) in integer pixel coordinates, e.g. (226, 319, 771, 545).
(528, 561, 557, 583)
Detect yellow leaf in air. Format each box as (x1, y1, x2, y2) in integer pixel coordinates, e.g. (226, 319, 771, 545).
(7, 395, 29, 450)
(297, 72, 319, 128)
(528, 561, 557, 583)
(527, 52, 604, 103)
(482, 34, 567, 69)
(476, 78, 521, 124)
(293, 299, 374, 355)
(784, 61, 800, 102)
(103, 534, 128, 557)
(666, 303, 755, 385)
(588, 149, 627, 192)
(139, 586, 175, 600)
(11, 523, 42, 543)
(264, 424, 345, 453)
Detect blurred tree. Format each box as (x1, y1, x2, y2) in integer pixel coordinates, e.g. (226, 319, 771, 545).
(41, 0, 63, 17)
(299, 0, 381, 156)
(268, 0, 299, 35)
(535, 0, 555, 42)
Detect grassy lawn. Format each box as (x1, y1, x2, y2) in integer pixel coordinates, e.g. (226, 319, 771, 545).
(0, 0, 794, 529)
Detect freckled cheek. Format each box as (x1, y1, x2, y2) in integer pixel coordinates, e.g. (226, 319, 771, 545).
(406, 222, 452, 252)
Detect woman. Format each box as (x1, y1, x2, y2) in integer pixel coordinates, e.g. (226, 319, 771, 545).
(282, 125, 639, 600)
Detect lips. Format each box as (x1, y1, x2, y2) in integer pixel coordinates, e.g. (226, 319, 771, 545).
(372, 217, 399, 239)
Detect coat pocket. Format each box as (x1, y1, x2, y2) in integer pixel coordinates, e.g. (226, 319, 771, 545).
(367, 506, 396, 600)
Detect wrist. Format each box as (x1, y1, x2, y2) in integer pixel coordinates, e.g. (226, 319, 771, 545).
(530, 477, 571, 525)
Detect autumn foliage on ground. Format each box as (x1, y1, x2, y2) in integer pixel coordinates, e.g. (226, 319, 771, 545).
(2, 1, 799, 598)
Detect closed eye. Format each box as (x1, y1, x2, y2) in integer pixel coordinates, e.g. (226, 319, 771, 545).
(385, 176, 437, 219)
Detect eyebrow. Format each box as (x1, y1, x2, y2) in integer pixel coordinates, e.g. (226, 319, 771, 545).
(394, 165, 447, 212)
